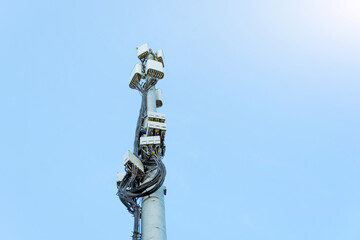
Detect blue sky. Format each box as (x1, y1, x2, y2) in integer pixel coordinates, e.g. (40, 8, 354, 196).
(1, 0, 360, 239)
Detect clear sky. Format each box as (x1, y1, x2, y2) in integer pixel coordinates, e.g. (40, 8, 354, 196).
(1, 0, 360, 239)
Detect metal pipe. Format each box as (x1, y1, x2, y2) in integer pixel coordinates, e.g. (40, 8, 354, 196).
(141, 186, 167, 240)
(147, 86, 157, 112)
(141, 87, 167, 240)
(133, 206, 141, 240)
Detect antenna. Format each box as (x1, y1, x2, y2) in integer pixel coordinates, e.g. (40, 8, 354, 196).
(117, 43, 167, 240)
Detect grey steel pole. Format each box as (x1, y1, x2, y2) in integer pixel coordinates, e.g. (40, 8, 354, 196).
(118, 43, 167, 240)
(141, 86, 167, 240)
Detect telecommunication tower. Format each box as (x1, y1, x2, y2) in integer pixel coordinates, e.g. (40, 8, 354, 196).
(117, 43, 167, 240)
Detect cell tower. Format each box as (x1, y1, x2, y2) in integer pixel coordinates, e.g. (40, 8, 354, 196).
(117, 43, 167, 240)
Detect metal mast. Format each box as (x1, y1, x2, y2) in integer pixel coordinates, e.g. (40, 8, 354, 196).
(116, 43, 167, 240)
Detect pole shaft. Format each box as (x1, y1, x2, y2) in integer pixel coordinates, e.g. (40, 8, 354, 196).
(141, 87, 167, 240)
